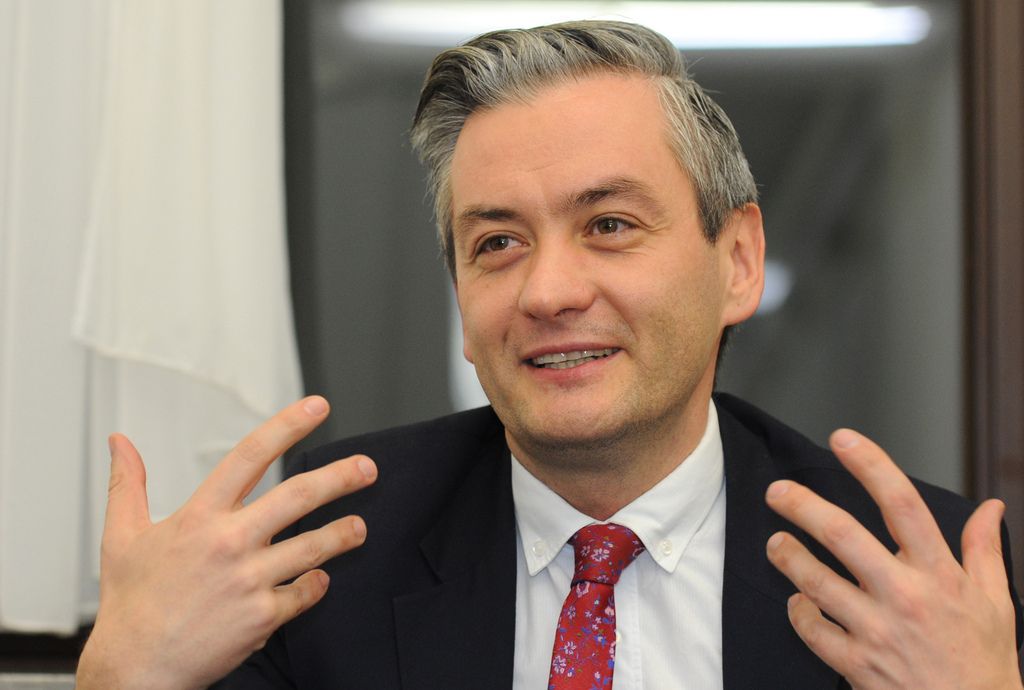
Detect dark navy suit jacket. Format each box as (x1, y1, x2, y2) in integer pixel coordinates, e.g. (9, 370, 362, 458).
(215, 393, 1022, 689)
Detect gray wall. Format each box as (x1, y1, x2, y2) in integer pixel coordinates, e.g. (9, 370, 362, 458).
(0, 675, 73, 690)
(713, 34, 965, 490)
(288, 0, 967, 491)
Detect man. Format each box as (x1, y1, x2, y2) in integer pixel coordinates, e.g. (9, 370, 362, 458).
(76, 21, 1022, 689)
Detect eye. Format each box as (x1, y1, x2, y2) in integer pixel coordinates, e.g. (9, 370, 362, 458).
(590, 216, 634, 235)
(478, 234, 522, 254)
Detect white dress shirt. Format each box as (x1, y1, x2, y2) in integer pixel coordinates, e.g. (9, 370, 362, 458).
(512, 402, 726, 689)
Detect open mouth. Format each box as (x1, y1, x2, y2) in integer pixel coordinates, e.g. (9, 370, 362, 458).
(528, 348, 620, 370)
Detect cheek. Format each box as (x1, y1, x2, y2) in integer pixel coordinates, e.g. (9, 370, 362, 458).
(632, 261, 723, 338)
(459, 304, 480, 363)
(454, 289, 478, 364)
(457, 289, 506, 363)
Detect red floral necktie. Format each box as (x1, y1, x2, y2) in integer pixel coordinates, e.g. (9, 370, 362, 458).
(547, 523, 645, 689)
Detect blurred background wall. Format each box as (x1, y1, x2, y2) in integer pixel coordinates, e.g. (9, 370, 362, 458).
(285, 0, 967, 491)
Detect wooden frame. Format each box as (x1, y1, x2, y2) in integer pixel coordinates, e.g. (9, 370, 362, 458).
(963, 0, 1024, 595)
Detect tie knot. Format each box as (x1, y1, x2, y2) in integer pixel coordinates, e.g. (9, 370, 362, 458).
(570, 523, 645, 586)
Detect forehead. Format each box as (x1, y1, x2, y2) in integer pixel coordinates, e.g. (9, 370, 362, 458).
(449, 73, 685, 214)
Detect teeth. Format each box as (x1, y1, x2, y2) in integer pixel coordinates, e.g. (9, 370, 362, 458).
(531, 348, 618, 369)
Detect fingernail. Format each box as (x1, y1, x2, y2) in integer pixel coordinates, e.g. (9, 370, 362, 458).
(357, 457, 377, 480)
(352, 518, 367, 540)
(316, 570, 330, 589)
(303, 396, 328, 416)
(107, 435, 116, 457)
(766, 481, 789, 499)
(767, 533, 785, 551)
(832, 428, 859, 448)
(788, 593, 800, 610)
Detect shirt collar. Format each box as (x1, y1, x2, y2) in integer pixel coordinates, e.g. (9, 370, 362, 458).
(511, 400, 724, 575)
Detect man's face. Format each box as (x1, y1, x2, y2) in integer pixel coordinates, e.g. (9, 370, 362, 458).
(450, 73, 760, 461)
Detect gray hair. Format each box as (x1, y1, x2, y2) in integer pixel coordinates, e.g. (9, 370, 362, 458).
(410, 20, 758, 278)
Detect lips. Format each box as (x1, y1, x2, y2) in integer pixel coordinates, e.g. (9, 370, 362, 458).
(529, 348, 620, 369)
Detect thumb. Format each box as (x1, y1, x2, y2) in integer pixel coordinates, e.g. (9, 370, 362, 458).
(962, 498, 1010, 598)
(104, 433, 152, 545)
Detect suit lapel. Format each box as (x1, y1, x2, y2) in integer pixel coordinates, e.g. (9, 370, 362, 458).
(392, 426, 517, 690)
(718, 399, 844, 690)
(389, 397, 848, 689)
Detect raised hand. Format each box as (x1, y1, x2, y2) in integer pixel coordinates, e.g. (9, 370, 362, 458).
(765, 428, 1022, 690)
(76, 396, 377, 690)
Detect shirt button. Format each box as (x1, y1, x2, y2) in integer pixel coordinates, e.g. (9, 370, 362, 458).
(532, 540, 548, 558)
(658, 539, 673, 556)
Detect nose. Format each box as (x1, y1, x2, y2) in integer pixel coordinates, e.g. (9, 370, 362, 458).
(517, 239, 596, 321)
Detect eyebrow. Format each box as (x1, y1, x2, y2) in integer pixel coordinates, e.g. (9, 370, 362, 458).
(557, 176, 665, 217)
(453, 176, 666, 239)
(454, 206, 524, 236)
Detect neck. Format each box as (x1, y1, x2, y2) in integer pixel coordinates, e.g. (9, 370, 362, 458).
(510, 395, 712, 520)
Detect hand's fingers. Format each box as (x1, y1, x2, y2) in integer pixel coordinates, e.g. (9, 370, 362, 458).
(240, 455, 377, 545)
(194, 396, 331, 509)
(829, 429, 948, 565)
(271, 569, 331, 630)
(103, 433, 152, 546)
(786, 592, 855, 679)
(962, 499, 1011, 602)
(766, 531, 873, 632)
(766, 480, 897, 591)
(256, 516, 367, 585)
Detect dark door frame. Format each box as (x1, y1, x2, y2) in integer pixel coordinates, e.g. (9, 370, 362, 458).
(963, 0, 1024, 595)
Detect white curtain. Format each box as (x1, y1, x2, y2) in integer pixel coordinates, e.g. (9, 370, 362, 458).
(0, 0, 302, 634)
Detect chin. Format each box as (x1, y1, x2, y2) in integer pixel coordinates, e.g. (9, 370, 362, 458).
(509, 408, 640, 456)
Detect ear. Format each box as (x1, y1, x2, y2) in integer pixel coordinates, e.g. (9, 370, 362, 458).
(452, 279, 475, 364)
(719, 203, 765, 327)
